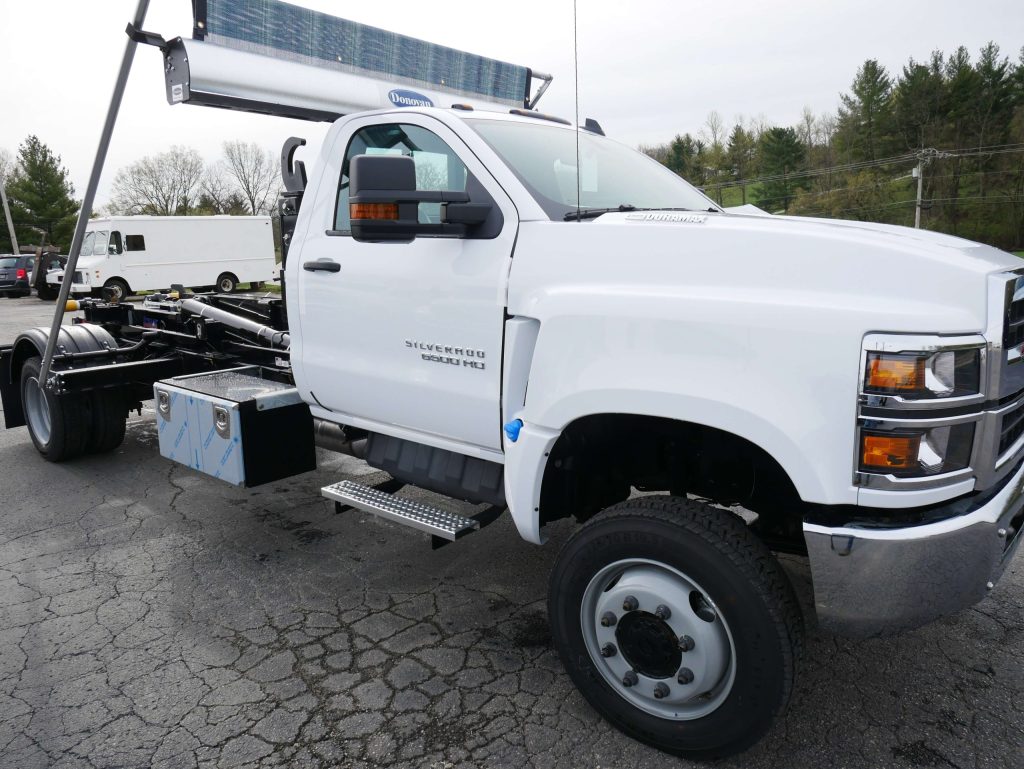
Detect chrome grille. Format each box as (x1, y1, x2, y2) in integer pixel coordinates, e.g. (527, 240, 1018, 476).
(999, 400, 1024, 455)
(1005, 296, 1024, 349)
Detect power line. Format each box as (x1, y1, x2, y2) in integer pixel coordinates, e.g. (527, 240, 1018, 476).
(702, 145, 1024, 193)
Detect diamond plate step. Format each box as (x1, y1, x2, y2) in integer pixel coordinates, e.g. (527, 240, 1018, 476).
(322, 480, 480, 541)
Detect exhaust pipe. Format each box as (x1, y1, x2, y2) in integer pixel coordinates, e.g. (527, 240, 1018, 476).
(313, 419, 367, 459)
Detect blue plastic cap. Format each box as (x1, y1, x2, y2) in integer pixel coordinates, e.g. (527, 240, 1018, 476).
(503, 418, 524, 443)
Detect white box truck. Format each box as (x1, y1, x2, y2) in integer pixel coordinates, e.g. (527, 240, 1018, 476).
(48, 215, 276, 300)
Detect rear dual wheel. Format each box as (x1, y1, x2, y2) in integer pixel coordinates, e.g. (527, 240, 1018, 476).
(549, 496, 802, 759)
(20, 356, 127, 461)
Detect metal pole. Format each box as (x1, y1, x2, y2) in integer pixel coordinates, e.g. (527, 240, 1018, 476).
(914, 156, 924, 229)
(39, 0, 150, 386)
(0, 177, 18, 254)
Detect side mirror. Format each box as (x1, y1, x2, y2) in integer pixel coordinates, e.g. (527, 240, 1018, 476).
(349, 155, 420, 242)
(348, 154, 495, 242)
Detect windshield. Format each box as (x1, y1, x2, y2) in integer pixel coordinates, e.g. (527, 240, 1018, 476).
(92, 231, 109, 256)
(80, 232, 94, 258)
(466, 119, 717, 220)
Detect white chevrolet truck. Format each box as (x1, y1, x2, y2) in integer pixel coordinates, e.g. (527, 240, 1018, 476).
(1, 0, 1021, 759)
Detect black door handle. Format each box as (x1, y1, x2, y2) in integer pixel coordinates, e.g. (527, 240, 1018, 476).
(303, 259, 341, 273)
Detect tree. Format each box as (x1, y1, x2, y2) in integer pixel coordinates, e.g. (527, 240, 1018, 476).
(726, 123, 757, 204)
(110, 146, 205, 215)
(0, 148, 13, 184)
(893, 55, 947, 150)
(757, 127, 806, 211)
(198, 163, 249, 215)
(666, 133, 707, 185)
(6, 136, 79, 250)
(838, 59, 895, 161)
(222, 141, 280, 215)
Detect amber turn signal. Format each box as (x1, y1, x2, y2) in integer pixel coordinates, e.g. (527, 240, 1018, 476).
(865, 353, 925, 393)
(350, 202, 398, 220)
(861, 433, 921, 470)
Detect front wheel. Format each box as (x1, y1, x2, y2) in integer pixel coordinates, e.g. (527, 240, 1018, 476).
(103, 277, 130, 303)
(548, 496, 802, 759)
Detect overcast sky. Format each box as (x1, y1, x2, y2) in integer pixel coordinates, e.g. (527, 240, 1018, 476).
(1, 0, 1021, 207)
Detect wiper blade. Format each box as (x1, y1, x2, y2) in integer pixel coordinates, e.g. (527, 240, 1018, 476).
(563, 205, 709, 221)
(563, 204, 637, 221)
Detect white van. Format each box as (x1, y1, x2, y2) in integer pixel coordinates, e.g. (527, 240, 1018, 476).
(50, 216, 276, 300)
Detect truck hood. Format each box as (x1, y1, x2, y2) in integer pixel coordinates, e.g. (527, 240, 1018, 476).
(509, 211, 1023, 336)
(760, 211, 1020, 274)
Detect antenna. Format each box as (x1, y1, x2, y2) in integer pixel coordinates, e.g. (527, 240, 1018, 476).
(573, 0, 581, 222)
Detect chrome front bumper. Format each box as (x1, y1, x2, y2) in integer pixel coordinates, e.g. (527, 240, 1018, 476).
(804, 458, 1024, 637)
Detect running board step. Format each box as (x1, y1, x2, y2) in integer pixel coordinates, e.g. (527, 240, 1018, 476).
(322, 480, 480, 541)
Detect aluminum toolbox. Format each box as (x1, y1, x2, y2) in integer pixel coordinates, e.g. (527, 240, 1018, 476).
(153, 366, 315, 487)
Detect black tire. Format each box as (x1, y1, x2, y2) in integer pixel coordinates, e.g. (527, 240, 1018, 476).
(548, 496, 802, 760)
(19, 356, 90, 462)
(36, 287, 57, 301)
(85, 389, 127, 454)
(216, 273, 238, 293)
(103, 278, 130, 302)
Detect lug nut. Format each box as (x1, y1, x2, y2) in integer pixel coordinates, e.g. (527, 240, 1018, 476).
(677, 635, 695, 652)
(997, 528, 1007, 538)
(600, 611, 617, 627)
(600, 643, 617, 658)
(655, 604, 671, 620)
(622, 595, 639, 612)
(622, 670, 638, 687)
(654, 682, 670, 699)
(677, 667, 694, 685)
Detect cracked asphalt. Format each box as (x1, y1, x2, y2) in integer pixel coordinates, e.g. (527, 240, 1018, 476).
(1, 294, 1022, 769)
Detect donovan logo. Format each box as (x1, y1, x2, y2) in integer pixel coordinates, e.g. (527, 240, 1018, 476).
(388, 89, 434, 108)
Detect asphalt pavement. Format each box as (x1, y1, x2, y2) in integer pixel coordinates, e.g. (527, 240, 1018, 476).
(0, 294, 1021, 768)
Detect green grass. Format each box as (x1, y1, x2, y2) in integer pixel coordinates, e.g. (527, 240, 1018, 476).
(1014, 251, 1024, 259)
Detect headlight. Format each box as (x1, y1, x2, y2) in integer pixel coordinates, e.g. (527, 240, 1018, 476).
(860, 423, 975, 477)
(865, 349, 981, 399)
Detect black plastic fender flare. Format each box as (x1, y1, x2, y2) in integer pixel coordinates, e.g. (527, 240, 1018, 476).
(1, 323, 118, 429)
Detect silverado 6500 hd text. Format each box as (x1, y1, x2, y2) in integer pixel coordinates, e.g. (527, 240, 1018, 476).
(1, 0, 1020, 759)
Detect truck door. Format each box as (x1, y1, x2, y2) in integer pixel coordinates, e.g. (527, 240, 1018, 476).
(293, 116, 517, 453)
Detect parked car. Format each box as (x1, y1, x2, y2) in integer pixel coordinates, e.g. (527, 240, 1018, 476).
(0, 254, 33, 297)
(28, 253, 67, 300)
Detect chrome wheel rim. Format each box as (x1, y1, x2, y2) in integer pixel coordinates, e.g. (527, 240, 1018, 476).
(581, 558, 736, 720)
(219, 278, 233, 292)
(23, 373, 52, 445)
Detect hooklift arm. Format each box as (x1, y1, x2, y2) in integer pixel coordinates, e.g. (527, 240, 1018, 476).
(38, 0, 152, 387)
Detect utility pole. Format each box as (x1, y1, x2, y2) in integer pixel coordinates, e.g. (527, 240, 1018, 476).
(0, 174, 18, 254)
(913, 148, 954, 229)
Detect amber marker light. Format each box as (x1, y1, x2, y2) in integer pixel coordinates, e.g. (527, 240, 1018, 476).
(865, 353, 925, 393)
(861, 433, 921, 471)
(350, 202, 398, 220)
